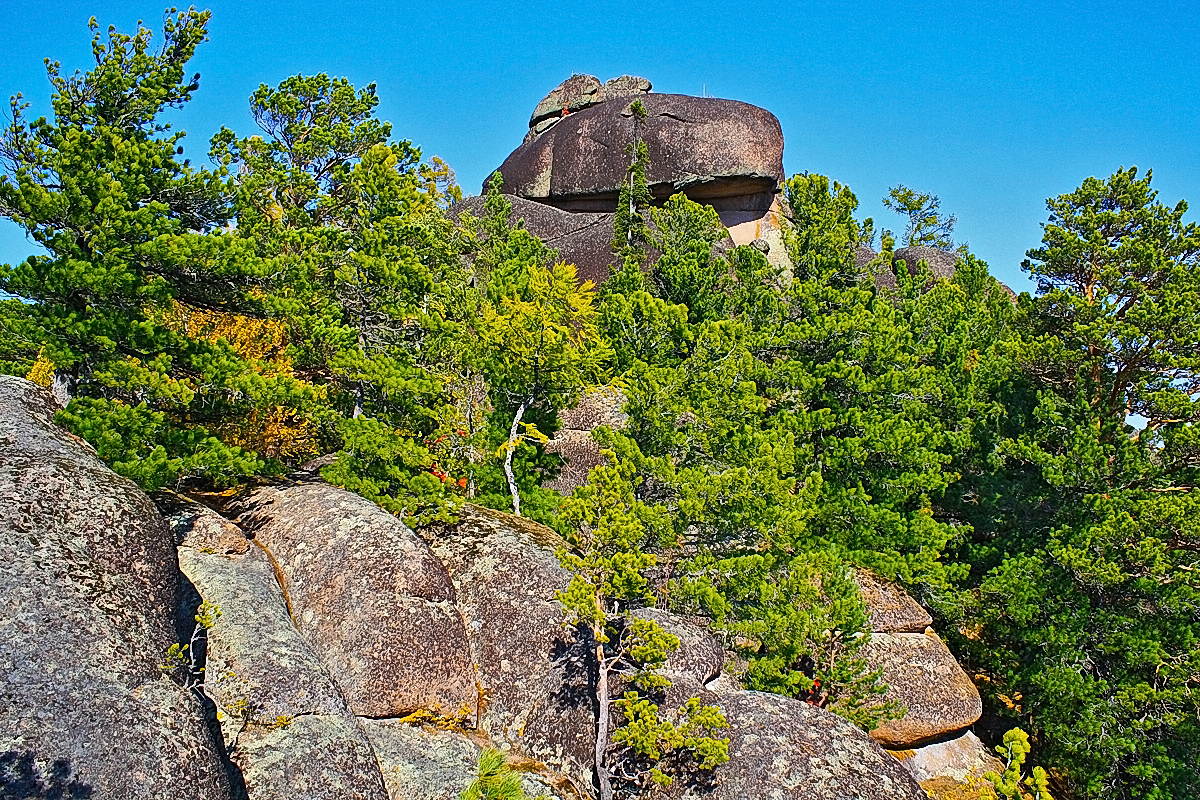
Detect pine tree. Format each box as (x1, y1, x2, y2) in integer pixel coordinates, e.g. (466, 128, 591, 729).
(0, 10, 306, 489)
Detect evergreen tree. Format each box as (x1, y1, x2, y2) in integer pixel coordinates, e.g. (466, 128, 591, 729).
(0, 10, 306, 489)
(211, 73, 468, 521)
(943, 167, 1200, 799)
(557, 453, 728, 800)
(884, 184, 957, 249)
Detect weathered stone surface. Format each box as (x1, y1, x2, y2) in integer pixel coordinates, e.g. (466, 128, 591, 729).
(889, 730, 1004, 797)
(0, 375, 231, 798)
(892, 246, 959, 282)
(450, 194, 617, 287)
(234, 714, 387, 800)
(428, 505, 595, 792)
(498, 93, 784, 210)
(854, 569, 932, 633)
(363, 719, 571, 800)
(601, 75, 652, 101)
(237, 482, 477, 720)
(545, 386, 629, 495)
(861, 633, 982, 748)
(632, 607, 724, 689)
(699, 690, 928, 800)
(529, 74, 603, 128)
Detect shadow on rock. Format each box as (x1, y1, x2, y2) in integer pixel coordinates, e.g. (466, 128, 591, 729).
(0, 752, 93, 800)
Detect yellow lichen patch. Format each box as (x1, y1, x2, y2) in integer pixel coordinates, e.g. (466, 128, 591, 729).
(889, 748, 917, 761)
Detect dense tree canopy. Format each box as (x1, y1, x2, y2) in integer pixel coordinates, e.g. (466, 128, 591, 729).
(1, 13, 1197, 800)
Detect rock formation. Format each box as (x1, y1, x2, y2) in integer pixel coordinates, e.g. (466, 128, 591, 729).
(0, 376, 232, 798)
(0, 373, 1000, 798)
(472, 74, 792, 283)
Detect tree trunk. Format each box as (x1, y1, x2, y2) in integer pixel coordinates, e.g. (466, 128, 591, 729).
(503, 396, 531, 517)
(594, 632, 613, 800)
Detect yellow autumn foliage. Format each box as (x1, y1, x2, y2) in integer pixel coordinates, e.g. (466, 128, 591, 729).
(25, 351, 55, 388)
(158, 301, 320, 462)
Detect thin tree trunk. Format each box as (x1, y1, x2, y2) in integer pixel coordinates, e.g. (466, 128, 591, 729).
(503, 396, 531, 517)
(594, 631, 613, 800)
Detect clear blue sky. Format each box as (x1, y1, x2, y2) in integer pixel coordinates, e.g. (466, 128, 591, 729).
(2, 0, 1198, 291)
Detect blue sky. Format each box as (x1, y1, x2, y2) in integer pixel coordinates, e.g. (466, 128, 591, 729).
(2, 0, 1197, 290)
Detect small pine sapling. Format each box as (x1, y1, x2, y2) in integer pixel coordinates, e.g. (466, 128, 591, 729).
(557, 454, 729, 800)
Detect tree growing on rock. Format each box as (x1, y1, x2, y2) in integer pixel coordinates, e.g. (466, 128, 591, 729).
(557, 454, 729, 800)
(884, 184, 957, 249)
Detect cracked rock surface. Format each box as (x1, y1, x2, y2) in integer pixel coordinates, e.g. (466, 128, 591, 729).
(0, 376, 231, 799)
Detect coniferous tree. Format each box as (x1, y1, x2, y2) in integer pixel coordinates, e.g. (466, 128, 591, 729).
(0, 10, 308, 489)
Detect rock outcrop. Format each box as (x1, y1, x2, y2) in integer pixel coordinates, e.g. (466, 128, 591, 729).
(449, 194, 617, 287)
(854, 569, 933, 634)
(861, 632, 983, 748)
(526, 74, 653, 141)
(0, 376, 231, 798)
(431, 505, 928, 799)
(236, 483, 478, 721)
(892, 730, 1005, 798)
(428, 505, 597, 791)
(168, 495, 389, 800)
(500, 92, 784, 211)
(544, 386, 628, 494)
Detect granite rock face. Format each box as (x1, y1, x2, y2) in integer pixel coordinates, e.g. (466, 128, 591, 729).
(702, 690, 928, 800)
(363, 719, 572, 800)
(498, 93, 784, 211)
(450, 194, 617, 287)
(431, 505, 927, 800)
(544, 386, 629, 494)
(860, 632, 983, 748)
(429, 505, 596, 793)
(529, 74, 604, 129)
(891, 730, 1005, 798)
(854, 569, 933, 634)
(168, 496, 388, 800)
(237, 482, 478, 720)
(0, 376, 231, 798)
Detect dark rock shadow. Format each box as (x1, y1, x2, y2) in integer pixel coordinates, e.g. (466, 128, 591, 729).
(0, 752, 92, 799)
(548, 625, 595, 714)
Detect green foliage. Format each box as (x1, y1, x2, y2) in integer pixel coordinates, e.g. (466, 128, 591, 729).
(459, 749, 535, 800)
(557, 452, 728, 800)
(884, 184, 957, 249)
(984, 728, 1055, 800)
(0, 10, 309, 490)
(611, 694, 730, 791)
(940, 168, 1200, 800)
(612, 99, 653, 258)
(213, 71, 469, 519)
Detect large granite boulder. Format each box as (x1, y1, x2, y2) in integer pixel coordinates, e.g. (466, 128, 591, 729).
(362, 719, 571, 800)
(497, 93, 784, 211)
(704, 690, 928, 800)
(167, 495, 388, 800)
(860, 632, 983, 748)
(854, 569, 932, 634)
(236, 482, 477, 721)
(544, 386, 629, 495)
(526, 74, 653, 141)
(529, 74, 603, 128)
(431, 505, 926, 799)
(428, 505, 596, 792)
(891, 730, 1005, 798)
(0, 376, 231, 798)
(450, 194, 617, 287)
(892, 246, 959, 282)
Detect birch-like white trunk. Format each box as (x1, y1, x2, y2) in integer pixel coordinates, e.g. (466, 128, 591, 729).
(503, 396, 531, 517)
